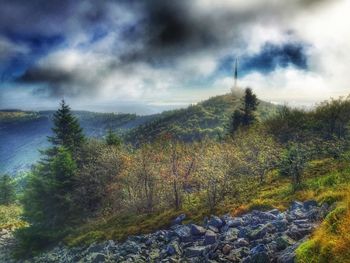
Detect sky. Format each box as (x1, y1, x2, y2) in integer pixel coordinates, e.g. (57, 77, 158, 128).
(0, 0, 349, 114)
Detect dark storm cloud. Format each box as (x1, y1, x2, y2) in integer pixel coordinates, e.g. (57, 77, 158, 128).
(242, 42, 308, 73)
(216, 42, 308, 78)
(2, 0, 333, 99)
(134, 0, 331, 58)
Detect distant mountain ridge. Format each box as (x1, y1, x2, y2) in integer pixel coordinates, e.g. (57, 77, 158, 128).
(0, 93, 279, 175)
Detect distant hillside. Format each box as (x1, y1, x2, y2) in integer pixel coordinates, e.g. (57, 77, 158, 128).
(0, 93, 279, 175)
(0, 110, 155, 175)
(125, 93, 279, 143)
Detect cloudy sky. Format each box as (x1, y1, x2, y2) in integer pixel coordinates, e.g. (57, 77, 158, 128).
(0, 0, 349, 114)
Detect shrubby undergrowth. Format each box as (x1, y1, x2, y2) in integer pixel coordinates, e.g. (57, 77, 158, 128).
(9, 93, 350, 262)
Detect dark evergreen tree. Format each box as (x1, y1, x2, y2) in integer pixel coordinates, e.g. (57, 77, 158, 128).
(105, 128, 122, 146)
(229, 109, 244, 135)
(241, 87, 259, 126)
(0, 174, 15, 205)
(229, 88, 259, 135)
(17, 101, 84, 254)
(48, 100, 85, 155)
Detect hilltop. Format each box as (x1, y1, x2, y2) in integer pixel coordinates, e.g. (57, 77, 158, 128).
(0, 93, 279, 175)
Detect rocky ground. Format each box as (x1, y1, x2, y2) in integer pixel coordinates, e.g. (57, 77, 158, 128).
(1, 200, 329, 263)
(0, 227, 17, 263)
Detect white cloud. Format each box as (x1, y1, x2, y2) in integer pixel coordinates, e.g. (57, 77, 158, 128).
(3, 0, 350, 112)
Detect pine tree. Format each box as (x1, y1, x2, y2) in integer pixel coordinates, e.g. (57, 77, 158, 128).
(105, 129, 122, 146)
(0, 174, 15, 205)
(229, 88, 259, 135)
(18, 101, 84, 252)
(48, 100, 85, 155)
(241, 88, 259, 126)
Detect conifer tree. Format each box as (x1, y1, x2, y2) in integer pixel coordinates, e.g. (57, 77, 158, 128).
(241, 88, 259, 126)
(18, 101, 84, 251)
(105, 128, 122, 146)
(229, 88, 259, 135)
(48, 100, 85, 155)
(0, 174, 15, 205)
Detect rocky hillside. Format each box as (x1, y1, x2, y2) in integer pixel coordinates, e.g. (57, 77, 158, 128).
(3, 200, 328, 263)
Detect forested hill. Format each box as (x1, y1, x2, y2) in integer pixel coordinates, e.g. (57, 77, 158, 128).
(0, 93, 278, 175)
(125, 93, 280, 143)
(0, 110, 155, 175)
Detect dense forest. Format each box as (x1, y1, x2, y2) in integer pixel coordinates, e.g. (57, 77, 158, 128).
(1, 89, 350, 262)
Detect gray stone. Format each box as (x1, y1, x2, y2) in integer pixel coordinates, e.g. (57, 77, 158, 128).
(185, 246, 206, 257)
(226, 218, 243, 227)
(223, 228, 239, 242)
(166, 241, 181, 256)
(208, 225, 219, 233)
(222, 244, 233, 255)
(290, 201, 304, 210)
(174, 225, 192, 242)
(272, 219, 288, 232)
(251, 252, 270, 263)
(275, 235, 295, 251)
(204, 230, 217, 245)
(287, 225, 312, 240)
(268, 209, 280, 215)
(251, 244, 267, 254)
(248, 225, 269, 240)
(172, 214, 186, 225)
(90, 253, 106, 263)
(234, 238, 249, 248)
(208, 215, 223, 228)
(303, 200, 318, 210)
(190, 224, 206, 236)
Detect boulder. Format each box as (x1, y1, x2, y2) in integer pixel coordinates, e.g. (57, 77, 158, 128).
(222, 244, 233, 255)
(227, 247, 250, 261)
(251, 252, 270, 263)
(290, 201, 304, 211)
(223, 228, 239, 242)
(190, 224, 206, 236)
(287, 225, 312, 240)
(271, 219, 288, 232)
(185, 246, 206, 257)
(172, 214, 186, 225)
(234, 238, 249, 248)
(275, 235, 295, 251)
(166, 241, 181, 256)
(268, 209, 280, 215)
(303, 200, 318, 210)
(174, 225, 192, 242)
(208, 225, 219, 233)
(248, 225, 269, 240)
(90, 253, 106, 263)
(226, 218, 243, 228)
(209, 215, 224, 228)
(204, 230, 217, 245)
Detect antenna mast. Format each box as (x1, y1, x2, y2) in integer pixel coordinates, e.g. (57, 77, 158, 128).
(232, 58, 238, 93)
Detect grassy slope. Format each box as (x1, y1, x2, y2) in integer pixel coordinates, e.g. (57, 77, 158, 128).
(65, 156, 350, 263)
(125, 93, 279, 143)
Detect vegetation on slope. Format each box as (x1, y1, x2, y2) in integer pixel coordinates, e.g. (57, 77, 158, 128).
(125, 92, 279, 143)
(4, 92, 350, 262)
